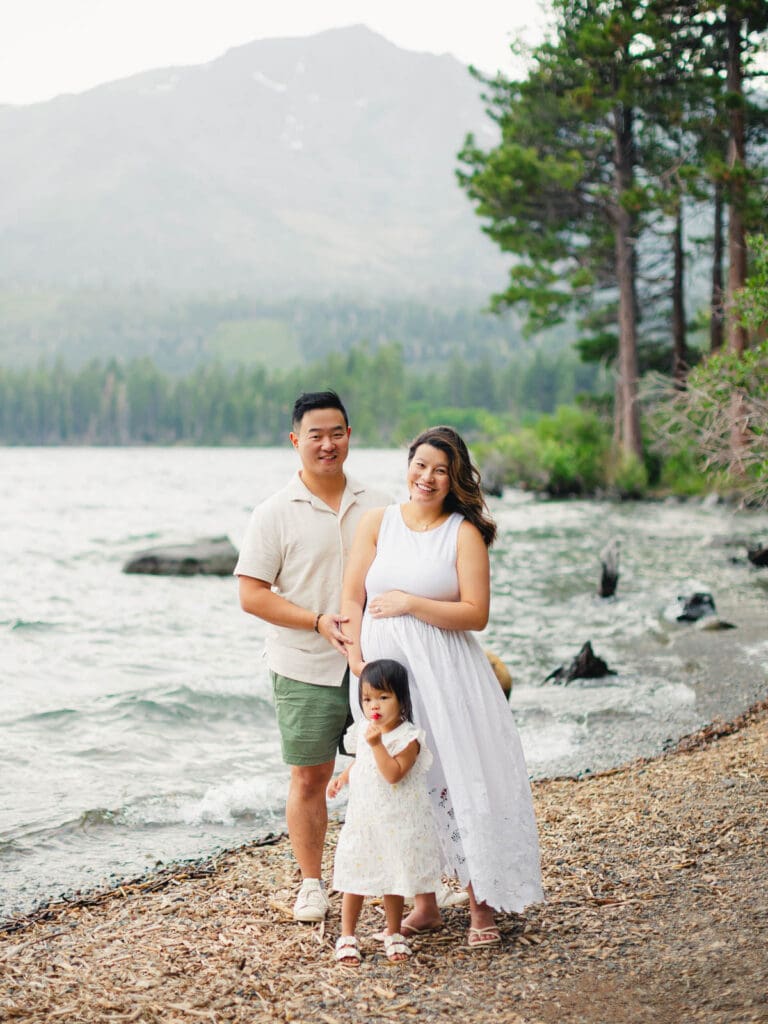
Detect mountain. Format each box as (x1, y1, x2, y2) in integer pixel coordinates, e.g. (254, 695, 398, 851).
(0, 25, 506, 299)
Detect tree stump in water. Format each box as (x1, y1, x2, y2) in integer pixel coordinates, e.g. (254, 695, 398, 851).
(544, 640, 616, 685)
(599, 538, 620, 597)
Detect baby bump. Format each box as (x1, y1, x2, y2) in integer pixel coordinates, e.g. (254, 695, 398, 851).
(360, 614, 406, 662)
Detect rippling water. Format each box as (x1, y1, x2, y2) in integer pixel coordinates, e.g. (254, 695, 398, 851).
(2, 446, 767, 919)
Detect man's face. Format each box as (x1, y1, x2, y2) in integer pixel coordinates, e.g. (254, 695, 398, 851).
(290, 408, 351, 477)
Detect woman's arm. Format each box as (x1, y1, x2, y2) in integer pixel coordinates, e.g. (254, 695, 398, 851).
(340, 507, 385, 675)
(368, 520, 490, 631)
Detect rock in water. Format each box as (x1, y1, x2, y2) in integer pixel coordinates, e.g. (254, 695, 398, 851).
(747, 545, 768, 567)
(123, 536, 238, 576)
(676, 592, 716, 622)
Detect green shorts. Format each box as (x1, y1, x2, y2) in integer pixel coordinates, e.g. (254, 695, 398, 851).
(270, 669, 351, 767)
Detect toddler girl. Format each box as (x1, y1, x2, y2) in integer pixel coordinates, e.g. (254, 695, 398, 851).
(327, 658, 443, 966)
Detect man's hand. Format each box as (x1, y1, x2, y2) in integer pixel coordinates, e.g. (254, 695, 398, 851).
(317, 613, 352, 655)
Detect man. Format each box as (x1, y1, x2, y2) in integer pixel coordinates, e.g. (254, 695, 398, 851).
(235, 390, 387, 922)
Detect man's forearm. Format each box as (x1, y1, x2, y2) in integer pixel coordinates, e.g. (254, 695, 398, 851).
(239, 578, 316, 631)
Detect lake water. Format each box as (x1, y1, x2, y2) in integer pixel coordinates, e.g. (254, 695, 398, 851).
(2, 446, 767, 920)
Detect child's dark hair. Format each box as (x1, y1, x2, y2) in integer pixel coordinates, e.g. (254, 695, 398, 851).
(359, 659, 413, 723)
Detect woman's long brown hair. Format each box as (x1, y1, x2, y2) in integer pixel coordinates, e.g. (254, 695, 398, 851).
(407, 426, 497, 547)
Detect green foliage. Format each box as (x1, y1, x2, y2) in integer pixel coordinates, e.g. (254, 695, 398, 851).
(736, 234, 768, 333)
(643, 335, 768, 506)
(481, 405, 613, 496)
(608, 451, 649, 499)
(656, 450, 711, 498)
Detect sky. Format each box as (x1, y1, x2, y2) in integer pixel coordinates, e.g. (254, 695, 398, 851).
(0, 0, 550, 106)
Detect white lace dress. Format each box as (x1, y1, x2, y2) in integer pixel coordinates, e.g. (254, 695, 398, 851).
(358, 505, 544, 913)
(332, 720, 443, 897)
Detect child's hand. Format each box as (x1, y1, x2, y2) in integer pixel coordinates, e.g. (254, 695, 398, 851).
(327, 772, 348, 799)
(365, 722, 383, 746)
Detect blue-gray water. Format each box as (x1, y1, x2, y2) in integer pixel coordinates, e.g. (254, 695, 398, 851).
(2, 446, 767, 920)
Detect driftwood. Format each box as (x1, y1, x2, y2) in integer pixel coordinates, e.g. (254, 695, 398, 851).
(598, 538, 620, 597)
(544, 640, 616, 685)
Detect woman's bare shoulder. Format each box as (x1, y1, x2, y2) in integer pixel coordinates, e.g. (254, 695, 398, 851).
(457, 517, 484, 543)
(356, 505, 388, 540)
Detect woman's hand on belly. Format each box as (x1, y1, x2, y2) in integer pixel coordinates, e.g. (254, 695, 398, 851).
(368, 590, 412, 619)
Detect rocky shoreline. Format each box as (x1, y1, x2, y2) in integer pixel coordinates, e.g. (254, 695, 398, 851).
(2, 698, 766, 1024)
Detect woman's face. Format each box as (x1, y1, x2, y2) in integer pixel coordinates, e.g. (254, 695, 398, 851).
(407, 444, 451, 507)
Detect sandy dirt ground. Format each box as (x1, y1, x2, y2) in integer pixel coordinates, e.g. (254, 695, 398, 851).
(2, 699, 766, 1024)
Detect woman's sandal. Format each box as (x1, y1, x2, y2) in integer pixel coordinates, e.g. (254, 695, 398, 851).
(334, 935, 362, 967)
(467, 925, 501, 948)
(383, 932, 412, 963)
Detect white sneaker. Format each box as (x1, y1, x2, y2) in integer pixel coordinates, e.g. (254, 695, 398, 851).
(293, 878, 329, 922)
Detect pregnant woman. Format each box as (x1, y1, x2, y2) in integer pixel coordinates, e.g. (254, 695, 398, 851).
(341, 426, 543, 946)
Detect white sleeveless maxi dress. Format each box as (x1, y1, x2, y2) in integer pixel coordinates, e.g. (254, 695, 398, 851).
(359, 504, 544, 913)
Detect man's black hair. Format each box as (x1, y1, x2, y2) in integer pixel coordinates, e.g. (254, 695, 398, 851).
(291, 390, 349, 430)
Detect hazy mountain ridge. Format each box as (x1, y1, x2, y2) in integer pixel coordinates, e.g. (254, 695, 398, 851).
(0, 26, 504, 297)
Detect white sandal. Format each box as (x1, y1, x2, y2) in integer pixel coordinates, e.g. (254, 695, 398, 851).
(334, 935, 361, 967)
(382, 932, 412, 963)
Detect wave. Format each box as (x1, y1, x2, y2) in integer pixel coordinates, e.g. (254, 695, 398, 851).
(6, 619, 59, 632)
(6, 778, 284, 852)
(107, 685, 273, 725)
(8, 706, 81, 727)
(128, 777, 285, 828)
(6, 684, 273, 733)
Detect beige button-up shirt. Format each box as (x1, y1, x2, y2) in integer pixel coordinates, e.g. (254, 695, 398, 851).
(235, 472, 386, 686)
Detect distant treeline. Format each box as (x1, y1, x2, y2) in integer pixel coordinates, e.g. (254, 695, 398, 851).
(0, 290, 562, 375)
(0, 343, 601, 446)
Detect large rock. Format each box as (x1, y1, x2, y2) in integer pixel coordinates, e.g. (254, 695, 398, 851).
(123, 536, 238, 576)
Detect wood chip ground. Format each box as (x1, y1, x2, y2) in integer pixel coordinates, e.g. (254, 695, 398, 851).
(2, 701, 766, 1024)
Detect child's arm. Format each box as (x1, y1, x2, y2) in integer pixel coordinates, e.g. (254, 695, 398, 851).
(366, 727, 419, 784)
(327, 766, 351, 799)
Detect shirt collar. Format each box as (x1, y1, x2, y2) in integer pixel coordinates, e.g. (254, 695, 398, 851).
(286, 471, 367, 509)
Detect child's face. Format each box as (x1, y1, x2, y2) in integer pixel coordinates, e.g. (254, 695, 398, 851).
(361, 682, 401, 731)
